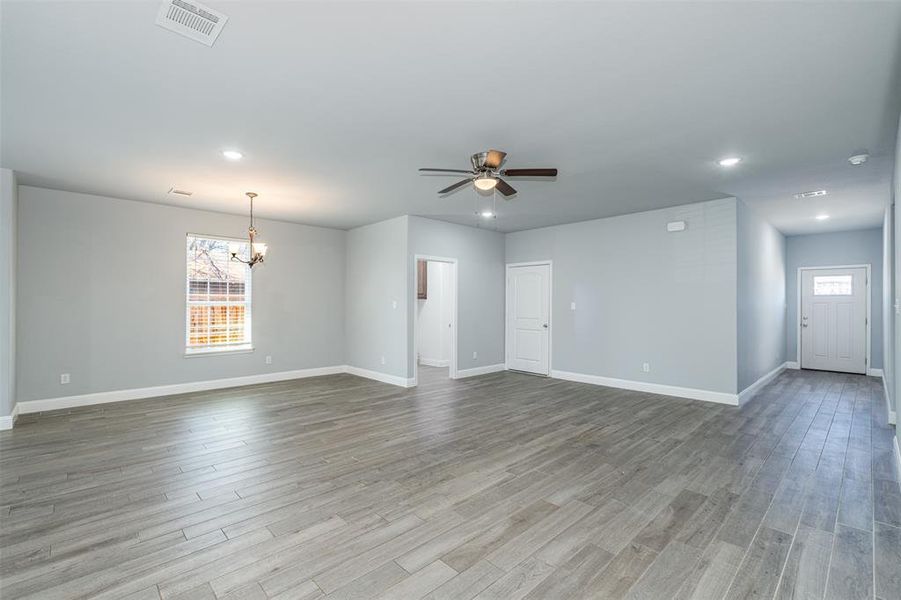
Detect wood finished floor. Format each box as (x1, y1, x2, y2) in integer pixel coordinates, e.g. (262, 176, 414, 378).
(1, 366, 900, 600)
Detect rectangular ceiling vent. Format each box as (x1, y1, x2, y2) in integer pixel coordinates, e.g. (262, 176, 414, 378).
(168, 187, 193, 197)
(156, 0, 228, 47)
(794, 190, 828, 199)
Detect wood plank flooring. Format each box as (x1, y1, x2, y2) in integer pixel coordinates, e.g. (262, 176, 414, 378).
(1, 366, 900, 600)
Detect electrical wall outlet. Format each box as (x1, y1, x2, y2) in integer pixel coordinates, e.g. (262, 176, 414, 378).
(642, 363, 650, 373)
(380, 356, 386, 365)
(265, 355, 272, 365)
(570, 302, 576, 310)
(392, 300, 397, 309)
(472, 351, 478, 360)
(60, 373, 70, 385)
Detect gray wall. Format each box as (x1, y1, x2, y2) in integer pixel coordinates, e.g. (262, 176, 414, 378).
(0, 169, 16, 417)
(17, 186, 346, 402)
(407, 216, 506, 376)
(894, 112, 901, 434)
(883, 201, 893, 411)
(506, 197, 738, 394)
(344, 216, 409, 379)
(737, 199, 786, 392)
(785, 228, 883, 369)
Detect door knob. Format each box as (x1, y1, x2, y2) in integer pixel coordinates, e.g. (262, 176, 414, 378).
(543, 323, 549, 328)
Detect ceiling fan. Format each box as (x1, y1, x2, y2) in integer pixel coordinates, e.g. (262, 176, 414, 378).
(419, 150, 557, 197)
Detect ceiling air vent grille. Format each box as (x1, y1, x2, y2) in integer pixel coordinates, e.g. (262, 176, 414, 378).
(794, 190, 828, 199)
(156, 0, 228, 47)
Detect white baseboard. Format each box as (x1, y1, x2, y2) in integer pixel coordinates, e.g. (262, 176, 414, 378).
(344, 366, 415, 388)
(785, 361, 800, 370)
(13, 366, 347, 416)
(0, 403, 16, 431)
(418, 358, 449, 368)
(894, 436, 901, 484)
(456, 364, 505, 379)
(550, 369, 738, 406)
(0, 403, 18, 430)
(880, 372, 896, 426)
(868, 368, 884, 377)
(737, 362, 789, 406)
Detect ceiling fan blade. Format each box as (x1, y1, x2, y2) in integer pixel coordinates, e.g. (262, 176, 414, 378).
(484, 150, 507, 169)
(419, 168, 474, 174)
(500, 168, 558, 177)
(494, 178, 517, 197)
(438, 178, 473, 194)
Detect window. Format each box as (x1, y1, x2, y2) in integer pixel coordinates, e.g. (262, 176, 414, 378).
(185, 235, 252, 355)
(813, 275, 853, 296)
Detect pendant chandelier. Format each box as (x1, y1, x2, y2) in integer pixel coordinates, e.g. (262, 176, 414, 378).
(231, 192, 268, 267)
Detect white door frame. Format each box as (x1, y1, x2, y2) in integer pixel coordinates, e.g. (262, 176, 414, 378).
(796, 264, 871, 374)
(505, 260, 553, 375)
(413, 254, 458, 386)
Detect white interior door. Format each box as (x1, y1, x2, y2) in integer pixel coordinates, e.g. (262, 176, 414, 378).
(800, 267, 867, 374)
(506, 263, 550, 375)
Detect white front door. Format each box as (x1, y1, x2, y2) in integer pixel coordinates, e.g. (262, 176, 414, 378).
(506, 263, 550, 375)
(800, 267, 867, 374)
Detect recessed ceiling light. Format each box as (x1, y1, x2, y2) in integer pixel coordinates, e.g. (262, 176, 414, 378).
(815, 214, 830, 221)
(794, 190, 828, 199)
(480, 210, 495, 218)
(222, 150, 243, 160)
(718, 157, 742, 167)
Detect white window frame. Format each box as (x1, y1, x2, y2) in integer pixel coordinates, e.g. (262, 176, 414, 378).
(184, 233, 254, 357)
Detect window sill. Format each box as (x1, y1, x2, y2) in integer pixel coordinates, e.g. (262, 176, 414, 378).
(184, 345, 254, 358)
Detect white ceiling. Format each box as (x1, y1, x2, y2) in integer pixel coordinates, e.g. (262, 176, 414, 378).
(2, 1, 900, 234)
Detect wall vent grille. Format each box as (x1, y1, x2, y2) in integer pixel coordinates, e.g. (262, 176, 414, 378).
(156, 0, 228, 47)
(168, 188, 194, 197)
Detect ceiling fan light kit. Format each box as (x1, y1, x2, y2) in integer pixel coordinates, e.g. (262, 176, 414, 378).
(473, 175, 498, 191)
(419, 149, 557, 199)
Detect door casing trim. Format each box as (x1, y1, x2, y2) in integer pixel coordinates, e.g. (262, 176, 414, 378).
(796, 264, 871, 374)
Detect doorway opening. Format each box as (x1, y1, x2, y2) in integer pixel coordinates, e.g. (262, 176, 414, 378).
(413, 255, 458, 386)
(798, 264, 870, 375)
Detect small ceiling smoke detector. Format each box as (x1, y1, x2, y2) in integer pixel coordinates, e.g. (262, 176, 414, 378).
(794, 190, 828, 199)
(167, 187, 193, 197)
(848, 152, 869, 166)
(156, 0, 228, 47)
